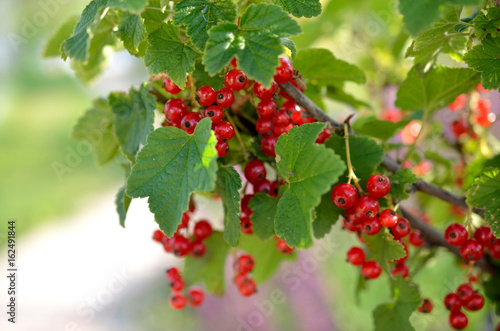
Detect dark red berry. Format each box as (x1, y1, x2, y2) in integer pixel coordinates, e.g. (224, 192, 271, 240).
(366, 174, 391, 199)
(169, 293, 187, 309)
(215, 140, 229, 157)
(490, 239, 500, 259)
(379, 209, 398, 227)
(408, 229, 425, 247)
(187, 288, 204, 307)
(163, 77, 182, 94)
(459, 239, 484, 261)
(474, 225, 494, 247)
(244, 160, 267, 184)
(343, 217, 362, 233)
(444, 293, 463, 312)
(162, 237, 173, 252)
(254, 179, 272, 194)
(277, 239, 294, 254)
(166, 267, 180, 280)
(225, 69, 247, 91)
(354, 195, 380, 220)
(274, 57, 293, 84)
(213, 121, 235, 141)
(362, 218, 382, 236)
(254, 81, 278, 100)
(203, 105, 224, 124)
(257, 99, 277, 119)
(164, 98, 187, 124)
(449, 311, 468, 330)
(331, 183, 358, 209)
(230, 58, 238, 67)
(346, 247, 365, 266)
(191, 240, 206, 257)
(238, 278, 257, 296)
(360, 260, 382, 279)
(456, 283, 474, 302)
(260, 133, 278, 157)
(216, 87, 235, 108)
(391, 217, 411, 239)
(241, 194, 254, 215)
(153, 230, 164, 242)
(171, 235, 192, 257)
(272, 109, 292, 127)
(464, 292, 484, 311)
(273, 124, 293, 136)
(170, 276, 185, 291)
(180, 112, 203, 134)
(197, 85, 216, 106)
(445, 223, 468, 246)
(240, 215, 253, 234)
(391, 263, 409, 278)
(315, 128, 331, 144)
(256, 118, 273, 134)
(418, 299, 433, 313)
(345, 206, 364, 225)
(194, 220, 213, 240)
(237, 254, 255, 274)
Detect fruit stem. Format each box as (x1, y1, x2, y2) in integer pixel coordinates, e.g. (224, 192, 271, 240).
(226, 111, 249, 161)
(343, 122, 363, 193)
(465, 205, 474, 238)
(188, 74, 201, 110)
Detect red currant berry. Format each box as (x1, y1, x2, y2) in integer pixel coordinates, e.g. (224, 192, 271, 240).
(230, 58, 238, 67)
(253, 81, 278, 100)
(360, 260, 382, 279)
(164, 98, 187, 124)
(277, 239, 294, 254)
(474, 225, 494, 247)
(331, 183, 358, 209)
(417, 298, 433, 313)
(163, 77, 182, 95)
(448, 94, 466, 111)
(225, 69, 247, 91)
(216, 87, 235, 108)
(169, 293, 187, 310)
(213, 121, 235, 141)
(153, 230, 164, 242)
(451, 119, 468, 138)
(445, 223, 468, 246)
(391, 217, 411, 239)
(366, 174, 391, 199)
(346, 247, 365, 266)
(343, 217, 362, 233)
(166, 267, 180, 280)
(395, 241, 409, 264)
(444, 293, 463, 312)
(260, 133, 278, 157)
(180, 112, 203, 134)
(379, 209, 398, 227)
(449, 311, 468, 330)
(345, 206, 364, 225)
(273, 124, 292, 136)
(240, 215, 253, 234)
(257, 99, 277, 119)
(191, 240, 206, 257)
(215, 140, 229, 157)
(194, 220, 213, 240)
(178, 212, 190, 229)
(203, 105, 224, 124)
(408, 229, 425, 247)
(477, 98, 491, 113)
(362, 218, 382, 236)
(391, 263, 409, 278)
(197, 85, 216, 106)
(274, 57, 294, 84)
(244, 160, 267, 184)
(162, 237, 174, 252)
(241, 194, 254, 215)
(234, 273, 248, 287)
(464, 292, 484, 311)
(459, 239, 484, 261)
(171, 235, 192, 257)
(354, 195, 380, 220)
(255, 118, 273, 134)
(187, 288, 204, 307)
(237, 254, 255, 274)
(272, 109, 292, 127)
(238, 278, 257, 296)
(456, 283, 474, 302)
(315, 128, 331, 144)
(490, 239, 500, 259)
(254, 180, 272, 194)
(170, 276, 185, 291)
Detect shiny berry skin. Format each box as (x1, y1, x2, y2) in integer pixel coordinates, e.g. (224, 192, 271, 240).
(244, 160, 267, 184)
(203, 105, 224, 124)
(346, 247, 365, 266)
(171, 235, 192, 257)
(391, 217, 411, 239)
(170, 276, 185, 291)
(274, 57, 294, 84)
(238, 278, 257, 296)
(360, 261, 382, 279)
(464, 292, 484, 311)
(316, 128, 331, 144)
(449, 311, 468, 330)
(445, 223, 468, 246)
(343, 217, 362, 232)
(273, 124, 293, 136)
(474, 225, 494, 247)
(345, 207, 364, 226)
(257, 99, 277, 119)
(459, 239, 484, 261)
(253, 81, 278, 100)
(225, 69, 247, 91)
(444, 293, 463, 312)
(187, 288, 205, 307)
(272, 109, 292, 127)
(166, 267, 180, 280)
(181, 112, 203, 134)
(254, 180, 272, 194)
(191, 240, 206, 257)
(153, 230, 164, 242)
(260, 133, 278, 157)
(237, 254, 255, 274)
(216, 87, 235, 108)
(213, 121, 235, 141)
(255, 118, 273, 134)
(240, 215, 253, 234)
(456, 283, 474, 302)
(331, 183, 358, 209)
(163, 77, 182, 94)
(490, 239, 500, 259)
(164, 98, 187, 123)
(354, 195, 379, 220)
(391, 263, 409, 278)
(418, 299, 433, 313)
(215, 140, 229, 157)
(277, 239, 294, 254)
(409, 230, 425, 247)
(194, 220, 213, 240)
(169, 293, 187, 310)
(197, 85, 216, 106)
(362, 218, 382, 236)
(379, 209, 398, 227)
(366, 174, 391, 199)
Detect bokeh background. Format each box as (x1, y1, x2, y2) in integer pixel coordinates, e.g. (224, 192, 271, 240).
(0, 0, 498, 330)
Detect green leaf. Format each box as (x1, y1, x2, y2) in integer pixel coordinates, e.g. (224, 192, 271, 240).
(373, 278, 421, 331)
(192, 61, 225, 91)
(313, 192, 340, 239)
(142, 0, 169, 34)
(326, 86, 371, 109)
(463, 36, 500, 90)
(362, 230, 406, 273)
(274, 123, 346, 248)
(173, 0, 237, 51)
(473, 7, 500, 41)
(238, 234, 296, 283)
(395, 66, 480, 113)
(43, 16, 79, 58)
(145, 21, 201, 87)
(466, 167, 500, 237)
(126, 118, 218, 236)
(352, 117, 411, 141)
(116, 12, 147, 56)
(294, 48, 365, 86)
(109, 83, 156, 162)
(63, 0, 109, 61)
(108, 0, 148, 12)
(281, 38, 297, 61)
(249, 193, 279, 240)
(389, 168, 419, 201)
(116, 186, 132, 227)
(71, 98, 119, 166)
(203, 3, 301, 86)
(272, 0, 321, 18)
(184, 232, 230, 295)
(325, 135, 384, 184)
(215, 166, 242, 246)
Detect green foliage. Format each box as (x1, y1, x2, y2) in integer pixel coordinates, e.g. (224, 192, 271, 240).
(203, 3, 301, 86)
(313, 192, 340, 239)
(463, 36, 500, 90)
(352, 117, 411, 141)
(466, 167, 500, 237)
(126, 118, 218, 236)
(215, 166, 242, 246)
(116, 186, 132, 227)
(473, 7, 500, 41)
(362, 231, 406, 273)
(272, 0, 321, 18)
(281, 38, 297, 60)
(108, 0, 148, 12)
(274, 123, 346, 248)
(389, 169, 419, 201)
(109, 83, 156, 162)
(249, 193, 279, 240)
(116, 12, 147, 56)
(43, 16, 79, 58)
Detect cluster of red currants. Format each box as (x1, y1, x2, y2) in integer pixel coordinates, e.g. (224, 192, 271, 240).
(233, 254, 258, 296)
(346, 246, 381, 279)
(165, 267, 205, 310)
(444, 223, 500, 261)
(444, 283, 485, 329)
